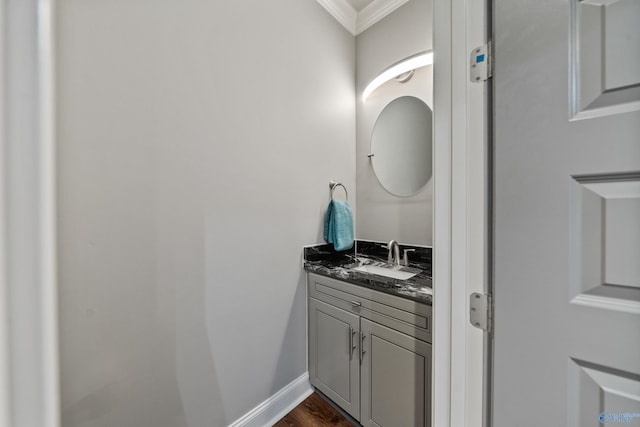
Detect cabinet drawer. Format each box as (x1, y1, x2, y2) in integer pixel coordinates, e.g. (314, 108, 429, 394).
(308, 273, 431, 343)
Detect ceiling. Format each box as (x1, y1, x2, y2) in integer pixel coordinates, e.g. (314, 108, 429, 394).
(317, 0, 411, 35)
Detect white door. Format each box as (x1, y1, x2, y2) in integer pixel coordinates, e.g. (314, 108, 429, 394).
(492, 0, 640, 425)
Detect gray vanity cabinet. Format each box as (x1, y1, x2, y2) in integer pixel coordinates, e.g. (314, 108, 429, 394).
(307, 272, 431, 427)
(308, 297, 361, 420)
(360, 318, 430, 427)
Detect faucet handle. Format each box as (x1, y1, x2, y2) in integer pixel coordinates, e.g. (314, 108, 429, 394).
(402, 249, 416, 266)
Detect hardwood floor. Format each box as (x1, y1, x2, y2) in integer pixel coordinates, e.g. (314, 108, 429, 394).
(273, 393, 357, 427)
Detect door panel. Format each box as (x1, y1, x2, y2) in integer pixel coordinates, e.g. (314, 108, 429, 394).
(571, 0, 640, 118)
(493, 0, 640, 424)
(568, 358, 640, 427)
(308, 298, 360, 420)
(360, 318, 431, 427)
(570, 175, 640, 312)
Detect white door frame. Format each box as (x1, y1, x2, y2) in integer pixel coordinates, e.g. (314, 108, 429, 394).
(0, 1, 59, 426)
(433, 0, 488, 425)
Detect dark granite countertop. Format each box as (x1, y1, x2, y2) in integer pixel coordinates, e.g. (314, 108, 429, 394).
(304, 242, 432, 305)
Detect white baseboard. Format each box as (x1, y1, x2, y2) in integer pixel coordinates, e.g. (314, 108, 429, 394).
(228, 372, 313, 427)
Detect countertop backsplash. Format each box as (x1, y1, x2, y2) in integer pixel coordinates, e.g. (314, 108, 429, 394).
(304, 240, 431, 273)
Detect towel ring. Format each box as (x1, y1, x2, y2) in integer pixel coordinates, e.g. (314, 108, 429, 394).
(329, 180, 348, 201)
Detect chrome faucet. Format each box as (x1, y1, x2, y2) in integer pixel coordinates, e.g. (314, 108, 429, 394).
(387, 240, 400, 265)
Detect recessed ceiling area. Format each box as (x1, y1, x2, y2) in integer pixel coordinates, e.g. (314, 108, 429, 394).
(349, 0, 376, 11)
(317, 0, 411, 35)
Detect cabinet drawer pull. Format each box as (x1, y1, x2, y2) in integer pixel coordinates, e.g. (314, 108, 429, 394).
(351, 300, 362, 307)
(349, 327, 357, 358)
(360, 333, 366, 361)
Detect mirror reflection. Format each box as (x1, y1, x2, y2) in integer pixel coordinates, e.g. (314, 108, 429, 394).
(370, 96, 433, 197)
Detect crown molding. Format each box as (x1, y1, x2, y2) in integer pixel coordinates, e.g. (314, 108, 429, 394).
(316, 0, 358, 35)
(317, 0, 410, 35)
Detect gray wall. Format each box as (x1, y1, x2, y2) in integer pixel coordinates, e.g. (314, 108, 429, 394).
(355, 0, 433, 246)
(55, 1, 355, 426)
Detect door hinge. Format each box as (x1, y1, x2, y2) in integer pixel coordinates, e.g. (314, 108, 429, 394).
(470, 42, 493, 82)
(470, 293, 493, 332)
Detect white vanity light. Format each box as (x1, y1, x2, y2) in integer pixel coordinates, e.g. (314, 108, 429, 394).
(362, 51, 433, 102)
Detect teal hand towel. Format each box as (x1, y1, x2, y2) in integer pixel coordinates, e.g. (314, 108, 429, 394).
(323, 200, 354, 251)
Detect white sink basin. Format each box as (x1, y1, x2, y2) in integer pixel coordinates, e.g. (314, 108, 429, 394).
(352, 264, 418, 280)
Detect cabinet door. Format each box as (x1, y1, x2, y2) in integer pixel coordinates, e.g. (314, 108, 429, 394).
(360, 318, 431, 427)
(308, 297, 360, 420)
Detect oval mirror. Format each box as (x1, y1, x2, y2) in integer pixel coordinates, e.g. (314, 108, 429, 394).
(370, 96, 433, 197)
